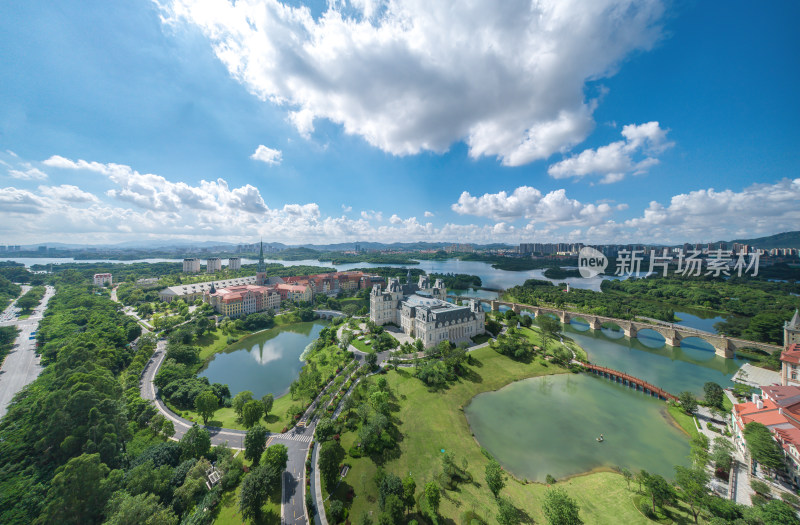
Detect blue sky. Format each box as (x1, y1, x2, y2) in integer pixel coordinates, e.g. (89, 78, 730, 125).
(0, 0, 798, 246)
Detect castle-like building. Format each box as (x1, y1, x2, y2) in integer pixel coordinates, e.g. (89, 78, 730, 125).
(780, 310, 800, 386)
(370, 271, 485, 348)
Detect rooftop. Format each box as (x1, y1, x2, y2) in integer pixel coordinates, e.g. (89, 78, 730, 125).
(782, 344, 800, 365)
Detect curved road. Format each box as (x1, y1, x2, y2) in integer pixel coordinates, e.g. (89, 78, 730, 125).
(138, 336, 316, 524)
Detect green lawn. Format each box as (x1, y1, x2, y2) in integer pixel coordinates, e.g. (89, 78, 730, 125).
(350, 337, 376, 353)
(667, 405, 701, 439)
(333, 346, 678, 524)
(173, 392, 308, 433)
(721, 394, 733, 412)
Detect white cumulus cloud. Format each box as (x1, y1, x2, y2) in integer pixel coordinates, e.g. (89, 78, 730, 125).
(8, 167, 48, 181)
(548, 121, 674, 183)
(250, 145, 283, 166)
(38, 184, 99, 203)
(159, 0, 665, 166)
(451, 186, 615, 226)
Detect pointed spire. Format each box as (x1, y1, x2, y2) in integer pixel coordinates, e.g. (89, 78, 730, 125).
(209, 282, 216, 294)
(791, 309, 800, 329)
(258, 238, 265, 273)
(407, 268, 412, 285)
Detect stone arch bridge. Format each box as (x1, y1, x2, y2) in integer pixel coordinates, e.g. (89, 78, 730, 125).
(450, 297, 781, 359)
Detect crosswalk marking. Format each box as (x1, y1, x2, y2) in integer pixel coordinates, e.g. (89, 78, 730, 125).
(275, 433, 313, 443)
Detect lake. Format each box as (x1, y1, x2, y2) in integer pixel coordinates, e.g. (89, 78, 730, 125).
(465, 374, 690, 482)
(4, 256, 631, 291)
(198, 321, 327, 398)
(565, 319, 743, 396)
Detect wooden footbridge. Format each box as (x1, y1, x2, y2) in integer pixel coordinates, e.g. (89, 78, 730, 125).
(576, 362, 678, 402)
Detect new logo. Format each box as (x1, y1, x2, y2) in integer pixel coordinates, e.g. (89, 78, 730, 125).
(578, 247, 608, 278)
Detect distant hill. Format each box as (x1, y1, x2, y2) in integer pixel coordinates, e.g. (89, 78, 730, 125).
(728, 231, 800, 250)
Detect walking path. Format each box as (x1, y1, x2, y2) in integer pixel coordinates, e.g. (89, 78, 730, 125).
(116, 299, 362, 525)
(0, 285, 55, 419)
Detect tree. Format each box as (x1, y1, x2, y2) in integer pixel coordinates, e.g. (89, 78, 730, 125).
(402, 474, 416, 515)
(366, 352, 378, 368)
(674, 466, 710, 524)
(542, 487, 583, 525)
(536, 314, 562, 351)
(424, 481, 440, 515)
(264, 443, 289, 472)
(711, 437, 735, 472)
(679, 391, 698, 415)
(239, 464, 281, 522)
(39, 453, 121, 525)
(703, 382, 724, 409)
(180, 424, 211, 460)
(104, 492, 178, 525)
(759, 500, 800, 525)
(689, 433, 710, 468)
(232, 390, 254, 418)
(744, 422, 786, 475)
(496, 497, 518, 525)
(485, 459, 506, 498)
(316, 417, 336, 442)
(380, 494, 404, 525)
(244, 425, 268, 466)
(194, 389, 218, 424)
(378, 473, 403, 510)
(329, 499, 345, 523)
(262, 393, 274, 417)
(634, 470, 649, 493)
(621, 468, 632, 490)
(643, 473, 675, 514)
(319, 441, 345, 491)
(242, 399, 265, 428)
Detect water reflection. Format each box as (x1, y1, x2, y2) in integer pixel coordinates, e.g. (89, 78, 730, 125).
(199, 321, 327, 398)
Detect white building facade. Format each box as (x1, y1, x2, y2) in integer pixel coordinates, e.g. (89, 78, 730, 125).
(228, 257, 241, 271)
(183, 258, 201, 273)
(93, 273, 112, 286)
(206, 257, 222, 273)
(369, 274, 484, 348)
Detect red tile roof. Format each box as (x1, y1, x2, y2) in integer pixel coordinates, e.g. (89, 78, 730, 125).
(782, 344, 800, 365)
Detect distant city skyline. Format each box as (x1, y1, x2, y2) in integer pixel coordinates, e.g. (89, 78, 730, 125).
(1, 1, 798, 245)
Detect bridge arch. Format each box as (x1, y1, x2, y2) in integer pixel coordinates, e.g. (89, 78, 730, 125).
(569, 316, 591, 331)
(678, 336, 718, 358)
(636, 328, 666, 349)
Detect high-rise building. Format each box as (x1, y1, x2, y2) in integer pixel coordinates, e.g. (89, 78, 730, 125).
(206, 257, 222, 273)
(228, 257, 241, 271)
(183, 258, 201, 273)
(93, 273, 113, 286)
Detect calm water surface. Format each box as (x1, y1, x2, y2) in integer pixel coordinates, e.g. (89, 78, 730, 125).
(465, 374, 690, 482)
(199, 321, 327, 398)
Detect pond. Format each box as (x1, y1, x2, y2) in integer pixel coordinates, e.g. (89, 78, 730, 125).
(199, 321, 327, 398)
(465, 374, 690, 482)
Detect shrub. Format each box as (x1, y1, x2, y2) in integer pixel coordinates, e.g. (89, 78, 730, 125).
(782, 492, 800, 507)
(750, 479, 771, 496)
(545, 474, 557, 485)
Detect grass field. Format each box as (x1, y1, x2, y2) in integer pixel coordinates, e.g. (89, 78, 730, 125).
(667, 405, 701, 439)
(331, 346, 674, 524)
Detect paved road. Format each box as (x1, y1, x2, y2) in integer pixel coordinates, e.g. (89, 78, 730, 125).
(0, 285, 55, 419)
(138, 336, 319, 524)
